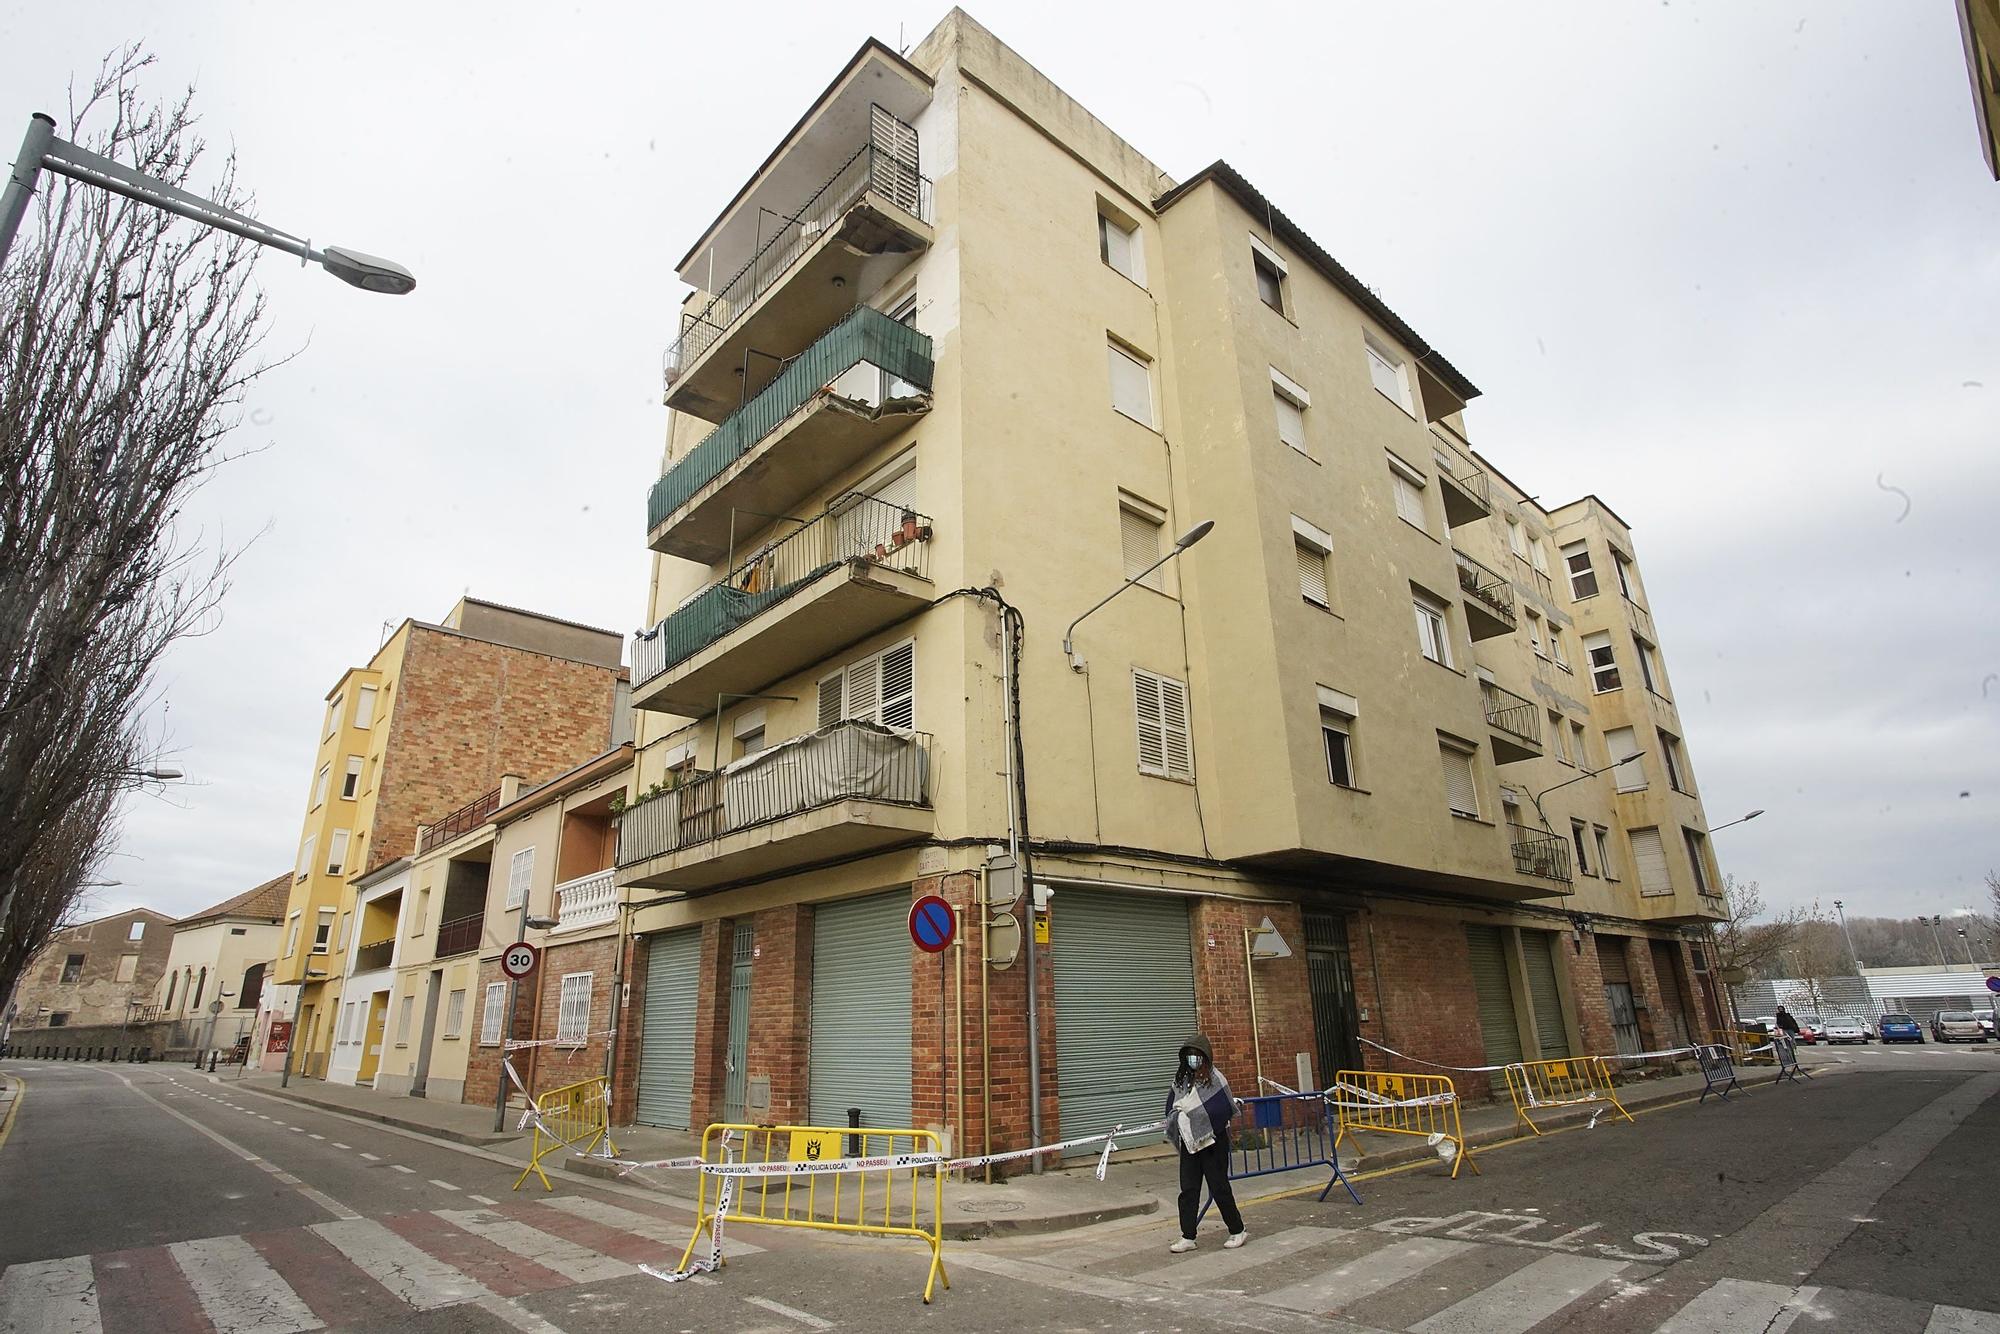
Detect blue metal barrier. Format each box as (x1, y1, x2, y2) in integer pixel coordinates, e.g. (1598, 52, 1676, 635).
(1773, 1034, 1812, 1083)
(1199, 1090, 1362, 1222)
(1694, 1044, 1742, 1103)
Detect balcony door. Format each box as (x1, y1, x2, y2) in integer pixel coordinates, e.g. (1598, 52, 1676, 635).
(357, 991, 390, 1083)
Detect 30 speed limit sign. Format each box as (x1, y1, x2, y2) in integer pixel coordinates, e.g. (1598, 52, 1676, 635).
(501, 942, 540, 980)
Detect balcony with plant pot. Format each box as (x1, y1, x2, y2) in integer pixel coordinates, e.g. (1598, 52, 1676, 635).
(1479, 678, 1543, 765)
(1453, 549, 1517, 641)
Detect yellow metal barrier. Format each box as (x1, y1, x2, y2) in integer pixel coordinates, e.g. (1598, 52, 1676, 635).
(512, 1076, 616, 1191)
(1329, 1070, 1479, 1178)
(1733, 1029, 1776, 1065)
(1503, 1056, 1634, 1136)
(680, 1122, 949, 1303)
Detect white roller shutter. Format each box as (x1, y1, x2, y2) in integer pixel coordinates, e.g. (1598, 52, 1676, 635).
(1121, 508, 1163, 589)
(1440, 744, 1478, 817)
(637, 928, 703, 1129)
(1630, 828, 1671, 896)
(809, 892, 912, 1128)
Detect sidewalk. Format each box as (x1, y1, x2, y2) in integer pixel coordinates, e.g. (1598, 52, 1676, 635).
(227, 1056, 1836, 1240)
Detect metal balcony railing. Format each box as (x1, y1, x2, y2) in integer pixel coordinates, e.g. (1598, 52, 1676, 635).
(352, 939, 394, 973)
(1480, 680, 1540, 746)
(663, 108, 932, 394)
(1510, 825, 1573, 883)
(434, 913, 483, 958)
(617, 721, 931, 865)
(417, 787, 501, 856)
(633, 494, 932, 687)
(1431, 432, 1492, 510)
(1625, 595, 1656, 643)
(1454, 550, 1517, 627)
(553, 870, 618, 934)
(649, 306, 934, 531)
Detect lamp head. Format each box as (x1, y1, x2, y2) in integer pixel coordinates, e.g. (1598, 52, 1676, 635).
(1174, 519, 1215, 549)
(320, 246, 416, 295)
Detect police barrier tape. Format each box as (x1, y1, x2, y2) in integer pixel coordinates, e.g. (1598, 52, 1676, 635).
(511, 1067, 618, 1191)
(605, 1118, 1172, 1183)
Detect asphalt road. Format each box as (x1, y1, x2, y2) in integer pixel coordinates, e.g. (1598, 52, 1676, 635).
(1, 1049, 1996, 1331)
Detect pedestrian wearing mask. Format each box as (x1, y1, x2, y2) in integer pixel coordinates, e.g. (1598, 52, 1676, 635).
(1164, 1034, 1246, 1253)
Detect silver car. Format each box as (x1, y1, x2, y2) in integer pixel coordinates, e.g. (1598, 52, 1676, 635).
(1822, 1016, 1872, 1044)
(1932, 1011, 1989, 1043)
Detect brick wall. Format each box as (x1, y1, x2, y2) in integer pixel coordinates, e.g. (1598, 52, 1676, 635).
(1567, 932, 1615, 1056)
(462, 954, 542, 1112)
(1348, 907, 1497, 1099)
(745, 903, 813, 1124)
(517, 936, 619, 1102)
(687, 920, 733, 1127)
(1188, 899, 1314, 1096)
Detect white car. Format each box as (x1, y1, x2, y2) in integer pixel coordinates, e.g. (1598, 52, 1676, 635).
(1822, 1016, 1873, 1044)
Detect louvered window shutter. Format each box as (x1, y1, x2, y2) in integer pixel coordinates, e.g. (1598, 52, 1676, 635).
(1133, 671, 1166, 775)
(1295, 540, 1328, 605)
(1630, 828, 1671, 895)
(818, 675, 843, 729)
(847, 654, 880, 723)
(1121, 508, 1161, 588)
(879, 642, 915, 729)
(1159, 675, 1193, 779)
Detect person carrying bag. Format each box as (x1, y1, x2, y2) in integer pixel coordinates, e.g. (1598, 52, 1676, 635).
(1164, 1033, 1247, 1253)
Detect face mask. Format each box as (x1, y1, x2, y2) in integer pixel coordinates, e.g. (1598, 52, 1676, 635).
(1185, 1054, 1202, 1070)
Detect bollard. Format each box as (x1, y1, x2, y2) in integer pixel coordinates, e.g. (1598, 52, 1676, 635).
(848, 1106, 863, 1158)
(208, 1051, 218, 1073)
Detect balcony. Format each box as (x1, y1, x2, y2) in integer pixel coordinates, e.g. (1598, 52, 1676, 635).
(553, 870, 618, 934)
(632, 494, 932, 716)
(1634, 892, 1728, 926)
(418, 788, 500, 856)
(648, 306, 934, 563)
(434, 913, 483, 959)
(352, 939, 394, 973)
(664, 108, 934, 422)
(1480, 680, 1542, 764)
(1453, 550, 1517, 641)
(618, 721, 932, 892)
(1624, 595, 1655, 643)
(1430, 434, 1492, 528)
(1509, 825, 1573, 886)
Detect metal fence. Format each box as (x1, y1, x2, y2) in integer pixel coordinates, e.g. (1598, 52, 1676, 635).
(1479, 679, 1540, 747)
(418, 787, 501, 855)
(352, 939, 394, 972)
(434, 913, 483, 958)
(1453, 549, 1516, 628)
(1509, 824, 1572, 883)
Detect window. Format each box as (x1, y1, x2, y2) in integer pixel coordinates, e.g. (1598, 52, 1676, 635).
(285, 911, 301, 958)
(1594, 826, 1617, 880)
(48, 1013, 68, 1027)
(1659, 730, 1691, 794)
(481, 982, 508, 1045)
(1438, 739, 1479, 818)
(1507, 516, 1528, 559)
(1562, 541, 1598, 599)
(818, 640, 917, 730)
(412, 887, 430, 936)
(1525, 608, 1545, 658)
(1682, 828, 1713, 895)
(1107, 341, 1154, 427)
(1571, 820, 1593, 875)
(313, 908, 335, 954)
(1413, 593, 1453, 667)
(395, 995, 414, 1045)
(1549, 712, 1570, 764)
(1318, 689, 1358, 788)
(558, 972, 593, 1045)
(1293, 517, 1333, 609)
(1629, 827, 1671, 896)
(325, 829, 350, 877)
(1635, 638, 1664, 695)
(1570, 721, 1589, 768)
(507, 847, 535, 910)
(1097, 209, 1144, 286)
(61, 953, 84, 984)
(1133, 668, 1194, 780)
(1549, 626, 1571, 672)
(1613, 551, 1637, 601)
(1364, 333, 1415, 415)
(324, 694, 343, 739)
(335, 911, 351, 952)
(192, 967, 206, 1010)
(1120, 502, 1165, 591)
(1250, 237, 1287, 313)
(341, 756, 363, 800)
(312, 764, 330, 809)
(240, 963, 266, 1012)
(443, 988, 467, 1039)
(1584, 632, 1620, 693)
(1388, 456, 1428, 531)
(164, 973, 177, 1011)
(733, 724, 765, 760)
(354, 685, 377, 730)
(1606, 726, 1646, 792)
(296, 834, 316, 882)
(339, 1002, 356, 1044)
(1271, 368, 1310, 457)
(127, 921, 144, 942)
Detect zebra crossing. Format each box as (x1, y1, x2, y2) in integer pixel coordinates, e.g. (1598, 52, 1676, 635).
(993, 1222, 2000, 1334)
(0, 1195, 765, 1333)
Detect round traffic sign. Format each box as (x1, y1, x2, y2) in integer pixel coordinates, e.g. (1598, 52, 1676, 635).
(1986, 975, 2000, 994)
(501, 941, 540, 980)
(909, 895, 956, 954)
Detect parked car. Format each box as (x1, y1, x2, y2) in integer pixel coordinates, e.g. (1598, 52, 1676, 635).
(1877, 1013, 1924, 1044)
(1795, 1015, 1824, 1045)
(1981, 1014, 1996, 1039)
(1822, 1016, 1873, 1044)
(1931, 1011, 1989, 1043)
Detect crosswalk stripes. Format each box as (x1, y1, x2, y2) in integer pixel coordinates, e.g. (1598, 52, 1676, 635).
(0, 1255, 96, 1334)
(311, 1216, 499, 1310)
(437, 1208, 633, 1285)
(539, 1195, 766, 1256)
(1408, 1252, 1630, 1334)
(1258, 1235, 1476, 1313)
(165, 1235, 318, 1334)
(1130, 1225, 1351, 1289)
(1654, 1278, 1821, 1333)
(1930, 1306, 2000, 1333)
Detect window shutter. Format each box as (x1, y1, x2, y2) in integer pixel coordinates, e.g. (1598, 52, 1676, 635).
(818, 674, 843, 728)
(1274, 392, 1307, 452)
(1440, 744, 1478, 815)
(507, 848, 534, 909)
(1606, 726, 1645, 791)
(1393, 471, 1426, 527)
(879, 642, 915, 729)
(1133, 671, 1166, 775)
(847, 655, 879, 723)
(1630, 828, 1671, 895)
(1295, 540, 1328, 605)
(1159, 675, 1192, 779)
(1121, 508, 1162, 588)
(481, 983, 507, 1044)
(1108, 344, 1153, 425)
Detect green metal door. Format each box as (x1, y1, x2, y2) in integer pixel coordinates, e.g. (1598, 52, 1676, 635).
(1464, 924, 1524, 1065)
(809, 892, 912, 1128)
(637, 928, 702, 1129)
(1522, 930, 1572, 1059)
(1303, 911, 1361, 1085)
(1052, 889, 1197, 1144)
(723, 924, 754, 1123)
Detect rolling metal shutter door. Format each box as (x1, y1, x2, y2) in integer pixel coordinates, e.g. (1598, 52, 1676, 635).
(1522, 931, 1571, 1059)
(810, 892, 912, 1129)
(1650, 941, 1690, 1045)
(1053, 889, 1197, 1145)
(1630, 828, 1671, 895)
(1464, 925, 1524, 1065)
(637, 928, 702, 1129)
(1598, 939, 1631, 986)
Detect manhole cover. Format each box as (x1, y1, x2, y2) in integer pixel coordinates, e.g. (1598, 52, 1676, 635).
(955, 1198, 1027, 1215)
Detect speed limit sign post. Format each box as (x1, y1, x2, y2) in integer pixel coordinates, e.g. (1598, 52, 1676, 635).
(501, 941, 540, 980)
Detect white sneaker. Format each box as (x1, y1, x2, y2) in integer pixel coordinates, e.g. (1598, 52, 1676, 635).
(1169, 1237, 1197, 1254)
(1224, 1231, 1247, 1249)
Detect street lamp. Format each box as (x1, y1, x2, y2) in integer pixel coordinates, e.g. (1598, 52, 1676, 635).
(1923, 914, 1950, 968)
(1955, 924, 1979, 970)
(1063, 520, 1214, 671)
(1832, 899, 1860, 974)
(1, 113, 414, 293)
(1708, 809, 1765, 834)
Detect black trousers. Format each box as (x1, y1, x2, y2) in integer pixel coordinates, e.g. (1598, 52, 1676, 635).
(1177, 1135, 1242, 1238)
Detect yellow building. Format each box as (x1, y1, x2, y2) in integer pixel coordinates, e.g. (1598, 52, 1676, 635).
(599, 11, 1731, 1154)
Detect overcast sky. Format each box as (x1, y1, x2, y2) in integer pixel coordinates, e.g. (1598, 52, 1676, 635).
(5, 2, 1994, 927)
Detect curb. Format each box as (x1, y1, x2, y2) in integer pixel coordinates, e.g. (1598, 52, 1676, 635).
(249, 1082, 524, 1147)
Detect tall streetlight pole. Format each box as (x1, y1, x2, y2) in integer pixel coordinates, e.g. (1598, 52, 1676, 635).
(1703, 810, 1764, 1038)
(1924, 915, 1951, 968)
(2, 112, 414, 291)
(1832, 899, 1860, 974)
(1955, 924, 1978, 970)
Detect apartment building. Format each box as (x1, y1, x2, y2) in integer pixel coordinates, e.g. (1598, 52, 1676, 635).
(608, 10, 1728, 1158)
(269, 596, 625, 1082)
(153, 874, 287, 1051)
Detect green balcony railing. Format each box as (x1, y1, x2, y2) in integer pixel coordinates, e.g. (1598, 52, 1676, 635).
(647, 305, 934, 533)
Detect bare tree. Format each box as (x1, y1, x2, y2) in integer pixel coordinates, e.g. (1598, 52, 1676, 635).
(0, 49, 272, 1006)
(1714, 874, 1809, 980)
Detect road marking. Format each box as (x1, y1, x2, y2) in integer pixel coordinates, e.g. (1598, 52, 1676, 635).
(952, 1249, 1358, 1333)
(1929, 1307, 2000, 1333)
(538, 1196, 759, 1252)
(1657, 1279, 1821, 1333)
(308, 1134, 325, 1141)
(1133, 1225, 1350, 1288)
(473, 1293, 569, 1333)
(1259, 1237, 1475, 1313)
(1411, 1253, 1630, 1333)
(360, 1152, 381, 1161)
(0, 1255, 101, 1334)
(288, 1126, 304, 1133)
(438, 1208, 632, 1284)
(392, 1164, 416, 1174)
(168, 1235, 318, 1334)
(1035, 1221, 1175, 1271)
(312, 1217, 494, 1309)
(470, 1194, 498, 1205)
(743, 1294, 834, 1329)
(331, 1143, 350, 1150)
(431, 1179, 461, 1191)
